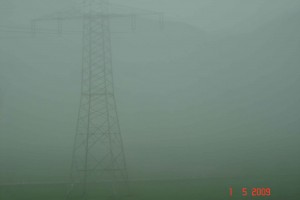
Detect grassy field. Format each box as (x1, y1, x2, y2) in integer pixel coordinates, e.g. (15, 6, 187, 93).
(1, 175, 299, 200)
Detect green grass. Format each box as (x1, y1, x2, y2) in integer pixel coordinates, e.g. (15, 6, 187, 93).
(1, 176, 299, 200)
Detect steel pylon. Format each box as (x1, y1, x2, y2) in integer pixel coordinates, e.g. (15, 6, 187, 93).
(66, 1, 129, 199)
(30, 0, 163, 199)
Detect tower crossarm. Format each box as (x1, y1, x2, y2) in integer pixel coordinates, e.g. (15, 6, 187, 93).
(32, 3, 163, 24)
(33, 12, 163, 21)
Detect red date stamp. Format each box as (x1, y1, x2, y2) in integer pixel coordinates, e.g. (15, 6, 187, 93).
(230, 187, 271, 197)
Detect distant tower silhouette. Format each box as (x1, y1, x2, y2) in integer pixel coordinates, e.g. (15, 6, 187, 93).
(68, 0, 129, 198)
(31, 0, 163, 199)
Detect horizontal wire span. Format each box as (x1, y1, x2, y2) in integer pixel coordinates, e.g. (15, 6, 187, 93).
(0, 28, 134, 35)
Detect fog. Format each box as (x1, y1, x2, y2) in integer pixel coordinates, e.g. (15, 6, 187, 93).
(0, 0, 300, 192)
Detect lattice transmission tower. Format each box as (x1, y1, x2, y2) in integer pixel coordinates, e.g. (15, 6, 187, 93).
(32, 0, 163, 199)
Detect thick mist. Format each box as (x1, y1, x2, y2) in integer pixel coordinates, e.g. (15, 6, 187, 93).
(0, 0, 299, 197)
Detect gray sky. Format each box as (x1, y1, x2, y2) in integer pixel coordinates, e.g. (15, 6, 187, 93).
(2, 0, 300, 31)
(112, 0, 300, 31)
